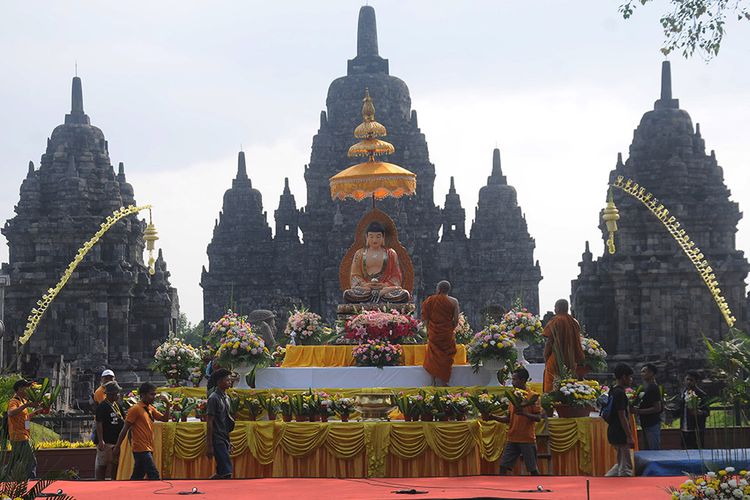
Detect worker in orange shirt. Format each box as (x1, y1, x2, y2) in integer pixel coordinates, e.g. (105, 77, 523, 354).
(92, 369, 116, 407)
(495, 368, 543, 476)
(7, 379, 43, 478)
(113, 382, 171, 480)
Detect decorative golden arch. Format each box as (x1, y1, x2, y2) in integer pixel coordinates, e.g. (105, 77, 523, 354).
(606, 175, 735, 327)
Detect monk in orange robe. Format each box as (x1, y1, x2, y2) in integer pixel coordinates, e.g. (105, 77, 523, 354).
(422, 280, 460, 386)
(542, 299, 585, 392)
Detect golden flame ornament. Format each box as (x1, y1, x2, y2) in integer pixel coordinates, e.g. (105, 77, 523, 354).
(20, 204, 158, 345)
(605, 176, 735, 327)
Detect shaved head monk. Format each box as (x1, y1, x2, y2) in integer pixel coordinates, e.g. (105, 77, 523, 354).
(542, 299, 585, 392)
(422, 280, 460, 386)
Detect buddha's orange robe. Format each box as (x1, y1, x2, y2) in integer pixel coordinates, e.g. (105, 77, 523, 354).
(542, 313, 585, 392)
(422, 294, 457, 384)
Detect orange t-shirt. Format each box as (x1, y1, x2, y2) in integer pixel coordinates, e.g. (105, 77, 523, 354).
(93, 385, 106, 404)
(7, 397, 30, 442)
(506, 390, 541, 443)
(125, 402, 164, 453)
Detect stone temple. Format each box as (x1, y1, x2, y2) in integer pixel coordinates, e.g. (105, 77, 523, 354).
(1, 77, 179, 394)
(572, 62, 750, 372)
(202, 6, 542, 326)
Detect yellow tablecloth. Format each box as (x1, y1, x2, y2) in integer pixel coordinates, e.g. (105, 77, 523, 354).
(116, 417, 626, 479)
(282, 344, 467, 367)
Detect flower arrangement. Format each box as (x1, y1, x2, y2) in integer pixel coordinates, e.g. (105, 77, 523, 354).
(35, 440, 95, 449)
(277, 394, 294, 421)
(284, 307, 330, 345)
(171, 397, 198, 422)
(580, 335, 608, 372)
(195, 399, 208, 421)
(548, 379, 601, 408)
(245, 397, 264, 420)
(153, 336, 202, 386)
(26, 378, 61, 414)
(441, 392, 472, 420)
(332, 396, 355, 422)
(469, 391, 506, 419)
(214, 315, 271, 369)
(499, 307, 544, 345)
(467, 324, 517, 373)
(207, 310, 243, 351)
(271, 346, 287, 367)
(188, 366, 204, 387)
(667, 467, 750, 499)
(394, 392, 419, 421)
(352, 340, 403, 368)
(341, 309, 421, 344)
(685, 389, 701, 411)
(454, 313, 474, 344)
(506, 388, 539, 411)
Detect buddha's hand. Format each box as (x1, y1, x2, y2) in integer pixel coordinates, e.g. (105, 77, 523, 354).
(369, 282, 385, 289)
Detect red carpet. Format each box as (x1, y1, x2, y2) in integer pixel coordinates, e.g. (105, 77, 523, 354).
(43, 476, 681, 499)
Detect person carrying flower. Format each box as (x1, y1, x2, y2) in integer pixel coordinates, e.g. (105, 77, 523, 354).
(677, 370, 710, 449)
(113, 382, 171, 480)
(492, 368, 542, 476)
(7, 379, 43, 478)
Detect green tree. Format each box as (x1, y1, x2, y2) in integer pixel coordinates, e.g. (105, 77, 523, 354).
(176, 313, 204, 348)
(620, 0, 750, 59)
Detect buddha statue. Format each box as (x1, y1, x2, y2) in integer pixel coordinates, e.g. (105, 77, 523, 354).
(343, 221, 411, 304)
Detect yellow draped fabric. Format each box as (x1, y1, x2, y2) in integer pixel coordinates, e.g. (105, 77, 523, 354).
(281, 344, 467, 367)
(116, 417, 628, 480)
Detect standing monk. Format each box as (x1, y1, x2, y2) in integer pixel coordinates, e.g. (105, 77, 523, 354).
(542, 299, 585, 392)
(422, 280, 460, 386)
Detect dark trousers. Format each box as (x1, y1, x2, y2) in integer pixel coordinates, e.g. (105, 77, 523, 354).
(131, 451, 160, 480)
(212, 440, 232, 478)
(682, 429, 706, 449)
(641, 423, 662, 450)
(499, 441, 539, 474)
(10, 440, 36, 479)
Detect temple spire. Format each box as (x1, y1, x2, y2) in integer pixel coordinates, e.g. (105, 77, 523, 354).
(357, 5, 379, 57)
(72, 76, 84, 113)
(660, 60, 672, 101)
(449, 176, 456, 194)
(488, 148, 507, 185)
(236, 151, 248, 180)
(283, 177, 291, 194)
(654, 60, 679, 110)
(65, 76, 90, 125)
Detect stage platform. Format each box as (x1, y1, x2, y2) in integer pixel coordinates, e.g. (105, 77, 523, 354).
(635, 448, 750, 476)
(256, 363, 545, 389)
(38, 476, 685, 499)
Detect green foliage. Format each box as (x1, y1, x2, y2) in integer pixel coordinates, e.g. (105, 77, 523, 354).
(0, 374, 23, 412)
(705, 328, 750, 407)
(620, 0, 750, 59)
(176, 313, 204, 348)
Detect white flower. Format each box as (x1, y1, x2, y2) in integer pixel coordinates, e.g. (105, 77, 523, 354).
(729, 479, 738, 488)
(726, 467, 736, 473)
(707, 472, 717, 478)
(732, 489, 743, 498)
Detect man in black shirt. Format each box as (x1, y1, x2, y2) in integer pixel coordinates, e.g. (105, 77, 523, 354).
(605, 363, 634, 477)
(678, 371, 710, 449)
(95, 381, 124, 480)
(632, 363, 662, 450)
(206, 368, 235, 479)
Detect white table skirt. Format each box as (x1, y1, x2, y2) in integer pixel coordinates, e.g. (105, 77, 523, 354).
(255, 363, 545, 389)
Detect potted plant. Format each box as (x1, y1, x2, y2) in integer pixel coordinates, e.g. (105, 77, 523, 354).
(245, 397, 264, 421)
(153, 336, 202, 387)
(332, 396, 355, 422)
(446, 392, 472, 421)
(469, 391, 506, 421)
(352, 340, 403, 368)
(546, 379, 600, 418)
(579, 334, 608, 376)
(278, 394, 294, 422)
(467, 325, 517, 383)
(498, 305, 544, 367)
(213, 311, 271, 389)
(26, 378, 62, 414)
(284, 307, 331, 345)
(454, 313, 474, 345)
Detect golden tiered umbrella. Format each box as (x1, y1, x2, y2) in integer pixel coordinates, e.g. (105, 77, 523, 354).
(329, 88, 416, 202)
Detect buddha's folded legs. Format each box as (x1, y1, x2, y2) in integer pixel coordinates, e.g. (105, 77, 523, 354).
(379, 287, 410, 303)
(343, 286, 411, 304)
(343, 286, 377, 303)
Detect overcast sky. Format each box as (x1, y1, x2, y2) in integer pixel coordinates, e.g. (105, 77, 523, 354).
(1, 1, 749, 325)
